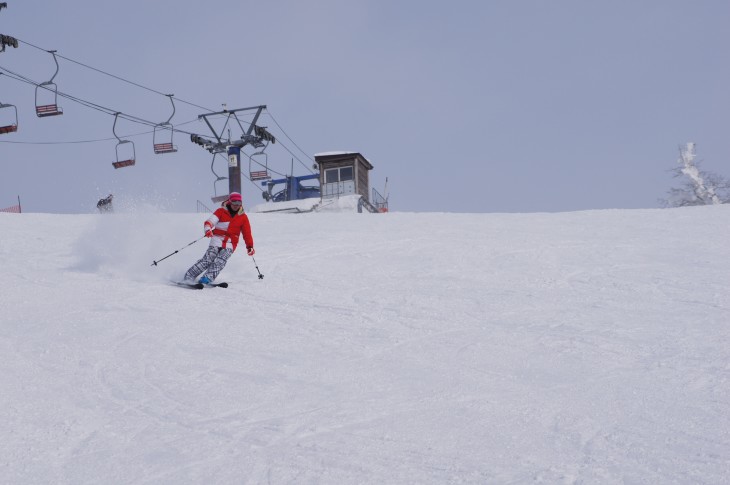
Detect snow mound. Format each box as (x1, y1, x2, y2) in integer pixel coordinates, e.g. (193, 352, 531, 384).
(251, 195, 365, 213)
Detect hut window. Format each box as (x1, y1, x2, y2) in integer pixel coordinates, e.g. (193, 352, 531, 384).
(325, 166, 354, 183)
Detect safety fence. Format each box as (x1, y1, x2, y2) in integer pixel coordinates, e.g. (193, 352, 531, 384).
(371, 188, 388, 212)
(196, 200, 212, 214)
(0, 196, 21, 213)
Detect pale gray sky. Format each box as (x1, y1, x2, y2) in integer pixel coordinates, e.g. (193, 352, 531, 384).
(1, 0, 728, 213)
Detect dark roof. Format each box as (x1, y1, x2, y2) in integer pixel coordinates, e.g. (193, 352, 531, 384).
(314, 152, 373, 170)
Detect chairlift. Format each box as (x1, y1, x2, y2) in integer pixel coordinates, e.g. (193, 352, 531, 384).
(249, 150, 271, 181)
(0, 102, 18, 134)
(35, 51, 63, 117)
(153, 94, 178, 154)
(210, 153, 228, 202)
(111, 113, 136, 169)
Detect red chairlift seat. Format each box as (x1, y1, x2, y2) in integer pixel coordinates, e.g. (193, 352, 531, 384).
(153, 95, 178, 155)
(153, 141, 177, 154)
(111, 113, 136, 169)
(0, 124, 17, 134)
(35, 51, 63, 118)
(209, 153, 229, 203)
(249, 150, 271, 181)
(250, 170, 271, 181)
(35, 103, 62, 117)
(112, 159, 136, 169)
(113, 139, 136, 169)
(0, 102, 18, 134)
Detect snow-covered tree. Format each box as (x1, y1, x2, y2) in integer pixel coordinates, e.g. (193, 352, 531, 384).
(661, 142, 730, 207)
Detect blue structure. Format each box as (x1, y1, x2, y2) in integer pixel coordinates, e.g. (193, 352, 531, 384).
(262, 174, 320, 202)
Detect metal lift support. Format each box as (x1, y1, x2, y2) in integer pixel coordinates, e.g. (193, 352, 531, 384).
(262, 173, 320, 202)
(190, 105, 276, 196)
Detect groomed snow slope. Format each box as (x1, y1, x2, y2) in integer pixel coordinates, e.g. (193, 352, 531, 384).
(1, 206, 728, 484)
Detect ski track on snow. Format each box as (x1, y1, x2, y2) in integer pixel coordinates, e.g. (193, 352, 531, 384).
(1, 207, 729, 483)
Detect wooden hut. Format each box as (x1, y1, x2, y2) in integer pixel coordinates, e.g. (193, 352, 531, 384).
(314, 152, 374, 203)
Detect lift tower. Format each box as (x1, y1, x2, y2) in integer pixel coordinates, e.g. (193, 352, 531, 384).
(190, 105, 276, 198)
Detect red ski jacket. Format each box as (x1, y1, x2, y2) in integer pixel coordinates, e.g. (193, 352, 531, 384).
(204, 205, 254, 251)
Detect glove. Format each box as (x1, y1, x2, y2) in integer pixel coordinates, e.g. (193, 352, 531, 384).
(204, 223, 214, 238)
(247, 247, 255, 256)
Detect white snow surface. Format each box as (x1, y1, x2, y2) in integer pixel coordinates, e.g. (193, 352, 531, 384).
(313, 151, 357, 157)
(1, 206, 729, 484)
(252, 195, 363, 214)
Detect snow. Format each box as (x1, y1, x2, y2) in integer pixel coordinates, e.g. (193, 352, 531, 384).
(679, 143, 722, 205)
(252, 195, 363, 214)
(313, 151, 372, 163)
(1, 205, 729, 484)
(313, 151, 358, 157)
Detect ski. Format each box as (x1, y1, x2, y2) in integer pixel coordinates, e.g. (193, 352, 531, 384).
(172, 281, 204, 290)
(203, 282, 228, 288)
(170, 281, 228, 289)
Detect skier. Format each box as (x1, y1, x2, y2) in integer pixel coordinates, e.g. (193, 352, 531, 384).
(96, 194, 113, 213)
(183, 192, 255, 285)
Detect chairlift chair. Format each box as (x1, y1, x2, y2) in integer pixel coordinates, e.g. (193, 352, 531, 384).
(35, 51, 63, 118)
(210, 153, 228, 202)
(153, 94, 178, 154)
(249, 150, 271, 181)
(111, 113, 136, 169)
(0, 102, 18, 134)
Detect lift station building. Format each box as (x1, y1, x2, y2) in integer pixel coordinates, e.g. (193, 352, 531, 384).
(315, 151, 374, 202)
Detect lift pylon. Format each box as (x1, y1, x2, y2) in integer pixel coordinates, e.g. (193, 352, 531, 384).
(192, 105, 267, 195)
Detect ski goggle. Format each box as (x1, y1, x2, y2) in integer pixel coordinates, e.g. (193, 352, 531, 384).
(230, 200, 242, 205)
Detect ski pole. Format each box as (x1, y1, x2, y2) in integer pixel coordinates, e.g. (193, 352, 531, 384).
(151, 236, 205, 266)
(251, 255, 264, 279)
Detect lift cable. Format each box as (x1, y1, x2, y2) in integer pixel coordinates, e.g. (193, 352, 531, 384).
(16, 38, 316, 166)
(0, 118, 202, 144)
(3, 41, 318, 180)
(7, 39, 315, 166)
(0, 66, 205, 139)
(1, 66, 151, 125)
(15, 37, 216, 114)
(2, 66, 312, 179)
(264, 108, 314, 163)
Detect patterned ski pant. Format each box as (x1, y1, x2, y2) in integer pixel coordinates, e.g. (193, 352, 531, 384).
(184, 246, 234, 282)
